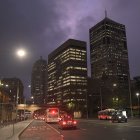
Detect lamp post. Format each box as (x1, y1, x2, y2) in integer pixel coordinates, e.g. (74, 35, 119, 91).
(136, 93, 140, 117)
(86, 92, 88, 119)
(15, 78, 22, 122)
(15, 49, 26, 122)
(128, 75, 133, 118)
(100, 87, 103, 110)
(31, 96, 34, 104)
(24, 98, 26, 120)
(112, 83, 117, 108)
(112, 97, 119, 109)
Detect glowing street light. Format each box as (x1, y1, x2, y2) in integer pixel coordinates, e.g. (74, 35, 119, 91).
(31, 96, 34, 104)
(28, 85, 31, 88)
(136, 92, 140, 97)
(15, 49, 26, 121)
(136, 92, 140, 117)
(16, 49, 26, 58)
(31, 96, 34, 99)
(113, 83, 117, 87)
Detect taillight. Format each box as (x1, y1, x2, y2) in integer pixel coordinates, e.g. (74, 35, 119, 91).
(73, 121, 77, 124)
(62, 121, 66, 125)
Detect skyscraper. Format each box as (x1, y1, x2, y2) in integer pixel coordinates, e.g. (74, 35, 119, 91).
(90, 16, 130, 108)
(47, 39, 87, 116)
(31, 57, 47, 105)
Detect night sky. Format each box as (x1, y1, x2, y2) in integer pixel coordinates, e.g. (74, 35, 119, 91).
(0, 0, 140, 99)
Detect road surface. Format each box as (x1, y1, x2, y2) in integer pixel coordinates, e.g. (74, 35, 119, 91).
(20, 119, 140, 140)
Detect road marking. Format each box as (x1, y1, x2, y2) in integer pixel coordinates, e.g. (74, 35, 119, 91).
(61, 134, 64, 140)
(80, 128, 87, 131)
(46, 123, 61, 134)
(130, 126, 140, 128)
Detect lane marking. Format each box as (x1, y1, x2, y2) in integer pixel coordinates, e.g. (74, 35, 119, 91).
(46, 123, 61, 134)
(81, 129, 87, 131)
(86, 121, 138, 127)
(61, 134, 64, 140)
(130, 126, 140, 128)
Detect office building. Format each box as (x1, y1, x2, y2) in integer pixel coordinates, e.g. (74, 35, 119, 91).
(1, 78, 24, 104)
(47, 39, 87, 116)
(89, 16, 130, 108)
(31, 57, 47, 105)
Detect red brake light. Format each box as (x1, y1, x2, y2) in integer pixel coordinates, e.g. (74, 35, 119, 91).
(62, 121, 66, 125)
(73, 121, 77, 124)
(52, 110, 55, 114)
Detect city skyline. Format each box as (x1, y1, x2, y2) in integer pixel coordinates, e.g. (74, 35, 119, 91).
(0, 0, 140, 99)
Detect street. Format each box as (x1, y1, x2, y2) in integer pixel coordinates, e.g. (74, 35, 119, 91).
(19, 119, 140, 140)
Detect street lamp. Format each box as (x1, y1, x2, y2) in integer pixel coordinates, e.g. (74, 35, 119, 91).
(113, 83, 117, 87)
(112, 83, 117, 106)
(86, 92, 88, 119)
(24, 98, 26, 120)
(15, 49, 26, 121)
(112, 97, 119, 109)
(128, 75, 133, 118)
(16, 49, 26, 58)
(136, 93, 140, 117)
(100, 87, 103, 110)
(31, 96, 34, 104)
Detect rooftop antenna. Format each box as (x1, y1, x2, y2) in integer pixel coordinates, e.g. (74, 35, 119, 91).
(105, 9, 107, 18)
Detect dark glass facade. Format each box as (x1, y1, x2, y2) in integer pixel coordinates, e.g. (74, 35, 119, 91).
(47, 39, 87, 115)
(31, 57, 47, 105)
(90, 17, 130, 108)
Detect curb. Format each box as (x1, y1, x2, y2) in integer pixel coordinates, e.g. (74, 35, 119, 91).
(17, 120, 33, 140)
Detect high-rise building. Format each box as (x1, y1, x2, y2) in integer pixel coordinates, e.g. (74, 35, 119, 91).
(89, 16, 130, 108)
(31, 56, 47, 105)
(47, 39, 87, 116)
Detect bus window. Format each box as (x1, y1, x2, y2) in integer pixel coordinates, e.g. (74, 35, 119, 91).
(45, 108, 60, 123)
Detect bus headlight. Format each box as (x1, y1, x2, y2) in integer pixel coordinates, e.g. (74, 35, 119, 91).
(118, 116, 122, 119)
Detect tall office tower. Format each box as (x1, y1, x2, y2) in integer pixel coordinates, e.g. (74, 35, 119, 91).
(47, 39, 87, 116)
(31, 56, 47, 105)
(90, 16, 130, 108)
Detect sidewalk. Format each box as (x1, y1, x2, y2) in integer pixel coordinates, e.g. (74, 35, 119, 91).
(0, 119, 33, 140)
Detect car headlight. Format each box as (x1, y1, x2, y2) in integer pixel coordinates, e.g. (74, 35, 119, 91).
(118, 116, 122, 119)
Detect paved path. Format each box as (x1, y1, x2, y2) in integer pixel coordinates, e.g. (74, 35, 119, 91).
(0, 120, 33, 140)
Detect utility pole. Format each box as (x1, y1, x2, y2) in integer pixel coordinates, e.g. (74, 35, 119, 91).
(16, 80, 19, 122)
(100, 87, 103, 110)
(86, 92, 88, 119)
(128, 75, 133, 118)
(24, 98, 26, 120)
